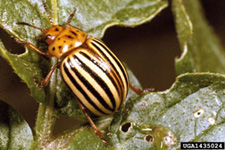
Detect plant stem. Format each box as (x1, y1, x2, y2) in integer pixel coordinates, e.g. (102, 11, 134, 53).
(33, 58, 58, 149)
(33, 1, 58, 149)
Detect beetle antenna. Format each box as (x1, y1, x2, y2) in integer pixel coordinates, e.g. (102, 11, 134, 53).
(41, 0, 53, 25)
(17, 22, 44, 31)
(66, 8, 76, 26)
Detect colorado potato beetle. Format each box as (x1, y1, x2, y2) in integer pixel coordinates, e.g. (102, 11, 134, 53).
(16, 0, 148, 144)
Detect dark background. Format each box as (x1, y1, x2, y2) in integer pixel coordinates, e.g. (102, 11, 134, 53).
(0, 0, 224, 134)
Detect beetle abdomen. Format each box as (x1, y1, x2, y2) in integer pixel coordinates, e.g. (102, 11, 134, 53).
(60, 40, 128, 116)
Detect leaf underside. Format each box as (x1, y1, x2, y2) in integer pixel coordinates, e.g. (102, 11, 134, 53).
(172, 0, 225, 75)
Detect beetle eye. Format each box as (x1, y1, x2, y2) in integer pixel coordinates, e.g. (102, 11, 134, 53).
(46, 34, 51, 39)
(44, 34, 54, 45)
(43, 34, 51, 41)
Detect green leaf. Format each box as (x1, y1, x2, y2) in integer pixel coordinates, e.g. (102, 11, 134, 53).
(57, 0, 168, 38)
(0, 100, 33, 150)
(172, 0, 225, 75)
(0, 41, 46, 102)
(0, 0, 168, 116)
(105, 73, 225, 149)
(70, 130, 109, 150)
(0, 0, 50, 102)
(46, 126, 112, 149)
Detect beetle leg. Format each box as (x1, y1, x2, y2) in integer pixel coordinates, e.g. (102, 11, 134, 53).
(35, 62, 61, 87)
(129, 83, 155, 95)
(15, 39, 52, 57)
(77, 101, 108, 144)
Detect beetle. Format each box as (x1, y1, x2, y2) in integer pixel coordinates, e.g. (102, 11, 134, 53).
(16, 0, 150, 144)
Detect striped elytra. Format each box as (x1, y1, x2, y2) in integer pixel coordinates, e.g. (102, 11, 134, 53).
(60, 38, 129, 116)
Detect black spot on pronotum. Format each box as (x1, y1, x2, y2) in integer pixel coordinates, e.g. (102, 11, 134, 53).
(52, 47, 55, 51)
(145, 135, 154, 142)
(67, 35, 73, 39)
(71, 31, 77, 36)
(121, 122, 132, 132)
(59, 46, 62, 49)
(55, 28, 59, 31)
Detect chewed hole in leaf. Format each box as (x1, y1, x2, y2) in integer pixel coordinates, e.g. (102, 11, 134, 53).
(194, 108, 205, 118)
(145, 134, 154, 142)
(140, 125, 177, 148)
(0, 28, 25, 54)
(162, 133, 177, 147)
(208, 117, 215, 125)
(120, 122, 132, 133)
